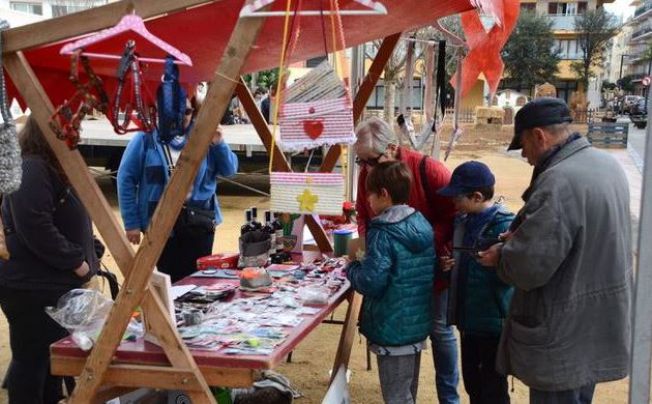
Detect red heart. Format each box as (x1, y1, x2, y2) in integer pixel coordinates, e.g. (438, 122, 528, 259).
(303, 120, 324, 140)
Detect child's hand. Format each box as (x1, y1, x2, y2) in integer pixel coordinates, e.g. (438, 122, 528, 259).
(440, 256, 455, 272)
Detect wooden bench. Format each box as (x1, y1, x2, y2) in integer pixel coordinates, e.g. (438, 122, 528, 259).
(587, 122, 629, 147)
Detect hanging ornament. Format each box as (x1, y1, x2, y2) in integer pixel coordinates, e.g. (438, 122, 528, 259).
(271, 172, 344, 216)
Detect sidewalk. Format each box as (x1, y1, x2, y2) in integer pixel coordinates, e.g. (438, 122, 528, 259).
(610, 147, 643, 251)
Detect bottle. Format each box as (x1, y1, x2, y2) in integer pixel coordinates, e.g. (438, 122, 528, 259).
(272, 212, 284, 252)
(250, 206, 262, 231)
(240, 209, 255, 235)
(262, 211, 276, 254)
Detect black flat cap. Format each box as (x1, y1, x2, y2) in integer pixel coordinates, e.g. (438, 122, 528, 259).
(508, 97, 573, 151)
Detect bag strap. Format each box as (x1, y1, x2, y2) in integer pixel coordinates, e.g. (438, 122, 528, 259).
(0, 19, 13, 124)
(419, 155, 435, 209)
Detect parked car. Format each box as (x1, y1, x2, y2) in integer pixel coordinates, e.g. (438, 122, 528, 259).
(622, 95, 644, 114)
(629, 98, 647, 129)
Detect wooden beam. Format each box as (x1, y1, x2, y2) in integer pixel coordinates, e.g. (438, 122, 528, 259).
(2, 0, 219, 54)
(319, 33, 402, 173)
(329, 292, 362, 385)
(51, 356, 259, 388)
(69, 12, 267, 403)
(235, 79, 333, 252)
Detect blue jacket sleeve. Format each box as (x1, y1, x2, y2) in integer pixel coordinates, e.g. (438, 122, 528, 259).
(209, 141, 238, 178)
(346, 229, 393, 298)
(117, 133, 145, 231)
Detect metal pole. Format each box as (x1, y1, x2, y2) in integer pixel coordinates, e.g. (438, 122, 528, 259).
(629, 83, 652, 404)
(348, 43, 365, 202)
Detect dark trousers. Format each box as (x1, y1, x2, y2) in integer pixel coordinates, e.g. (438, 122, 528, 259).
(0, 285, 70, 404)
(157, 231, 215, 283)
(530, 384, 595, 404)
(461, 334, 510, 404)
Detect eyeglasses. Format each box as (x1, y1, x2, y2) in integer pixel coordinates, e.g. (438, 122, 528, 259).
(355, 154, 383, 167)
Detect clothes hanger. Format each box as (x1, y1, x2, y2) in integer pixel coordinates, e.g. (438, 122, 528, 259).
(59, 13, 192, 66)
(240, 0, 387, 17)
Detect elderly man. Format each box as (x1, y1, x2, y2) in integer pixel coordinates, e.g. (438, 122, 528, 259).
(354, 117, 459, 404)
(479, 98, 632, 404)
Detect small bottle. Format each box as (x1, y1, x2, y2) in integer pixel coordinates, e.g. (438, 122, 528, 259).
(250, 206, 263, 231)
(272, 212, 284, 252)
(240, 209, 255, 235)
(262, 211, 276, 254)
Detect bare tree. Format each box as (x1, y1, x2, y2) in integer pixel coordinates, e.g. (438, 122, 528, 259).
(573, 9, 619, 90)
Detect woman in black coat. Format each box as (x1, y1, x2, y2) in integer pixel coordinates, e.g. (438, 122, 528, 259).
(0, 117, 98, 404)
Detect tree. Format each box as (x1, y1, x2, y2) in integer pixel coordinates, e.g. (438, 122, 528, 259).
(572, 9, 619, 89)
(501, 11, 560, 93)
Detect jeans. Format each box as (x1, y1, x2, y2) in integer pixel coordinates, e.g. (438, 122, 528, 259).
(461, 334, 509, 404)
(157, 231, 215, 283)
(530, 385, 596, 404)
(376, 353, 422, 404)
(0, 285, 70, 404)
(430, 289, 460, 404)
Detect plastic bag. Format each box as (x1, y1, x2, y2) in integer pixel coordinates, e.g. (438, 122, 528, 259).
(46, 288, 143, 350)
(298, 286, 329, 306)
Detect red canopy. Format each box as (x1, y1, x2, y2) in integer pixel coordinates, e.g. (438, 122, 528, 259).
(6, 0, 516, 107)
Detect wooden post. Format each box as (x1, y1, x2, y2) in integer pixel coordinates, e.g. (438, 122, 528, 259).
(235, 79, 334, 252)
(329, 292, 363, 384)
(319, 33, 402, 173)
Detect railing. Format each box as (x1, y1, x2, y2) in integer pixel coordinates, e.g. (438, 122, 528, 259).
(634, 2, 652, 18)
(632, 27, 652, 41)
(549, 15, 576, 31)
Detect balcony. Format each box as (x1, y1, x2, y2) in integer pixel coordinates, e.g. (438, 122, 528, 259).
(549, 15, 577, 31)
(631, 26, 652, 41)
(633, 2, 652, 19)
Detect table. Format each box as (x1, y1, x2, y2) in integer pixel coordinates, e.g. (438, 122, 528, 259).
(50, 258, 359, 391)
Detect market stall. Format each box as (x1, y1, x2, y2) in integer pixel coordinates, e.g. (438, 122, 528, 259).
(0, 0, 518, 402)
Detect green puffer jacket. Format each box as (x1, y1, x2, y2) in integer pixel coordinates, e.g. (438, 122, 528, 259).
(447, 205, 514, 337)
(347, 205, 435, 346)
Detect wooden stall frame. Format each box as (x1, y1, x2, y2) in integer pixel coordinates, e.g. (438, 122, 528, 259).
(1, 0, 400, 400)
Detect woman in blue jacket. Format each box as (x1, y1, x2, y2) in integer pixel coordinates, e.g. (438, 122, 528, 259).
(117, 97, 238, 282)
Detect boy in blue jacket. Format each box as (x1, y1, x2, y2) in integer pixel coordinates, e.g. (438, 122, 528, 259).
(437, 161, 514, 404)
(347, 161, 435, 404)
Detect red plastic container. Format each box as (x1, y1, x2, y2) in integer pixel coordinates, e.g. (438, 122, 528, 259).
(196, 253, 239, 270)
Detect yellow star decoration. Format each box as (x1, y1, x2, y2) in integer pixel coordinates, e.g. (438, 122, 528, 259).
(297, 188, 319, 212)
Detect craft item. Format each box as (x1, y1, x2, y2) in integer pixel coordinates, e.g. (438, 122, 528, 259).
(196, 253, 240, 270)
(238, 230, 271, 268)
(239, 267, 273, 290)
(278, 61, 355, 151)
(270, 172, 344, 216)
(0, 19, 22, 195)
(332, 228, 354, 257)
(157, 55, 187, 144)
(183, 309, 203, 326)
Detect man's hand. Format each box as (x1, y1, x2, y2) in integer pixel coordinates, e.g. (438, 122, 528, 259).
(499, 230, 514, 242)
(212, 124, 224, 145)
(477, 243, 503, 267)
(126, 229, 141, 245)
(440, 256, 455, 272)
(74, 261, 90, 278)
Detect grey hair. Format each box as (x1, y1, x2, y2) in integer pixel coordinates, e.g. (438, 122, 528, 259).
(354, 117, 398, 155)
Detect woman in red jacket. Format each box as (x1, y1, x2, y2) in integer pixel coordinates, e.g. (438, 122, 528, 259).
(353, 117, 459, 404)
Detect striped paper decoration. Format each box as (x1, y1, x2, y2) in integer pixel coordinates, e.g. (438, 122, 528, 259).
(279, 97, 355, 151)
(270, 172, 344, 216)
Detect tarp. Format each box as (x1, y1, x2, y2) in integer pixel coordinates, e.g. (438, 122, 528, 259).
(4, 0, 515, 107)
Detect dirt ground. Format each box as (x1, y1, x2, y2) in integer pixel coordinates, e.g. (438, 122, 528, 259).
(0, 124, 632, 403)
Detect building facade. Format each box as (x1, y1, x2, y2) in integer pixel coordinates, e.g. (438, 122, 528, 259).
(624, 0, 652, 98)
(0, 0, 110, 18)
(517, 0, 614, 103)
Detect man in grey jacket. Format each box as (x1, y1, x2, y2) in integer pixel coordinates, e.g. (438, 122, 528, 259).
(479, 98, 632, 404)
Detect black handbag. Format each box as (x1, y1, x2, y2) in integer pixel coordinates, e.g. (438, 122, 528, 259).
(174, 204, 216, 238)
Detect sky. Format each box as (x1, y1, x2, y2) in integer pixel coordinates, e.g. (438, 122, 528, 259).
(604, 0, 636, 20)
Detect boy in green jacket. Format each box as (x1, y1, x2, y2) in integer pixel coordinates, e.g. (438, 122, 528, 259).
(347, 161, 435, 404)
(437, 161, 514, 404)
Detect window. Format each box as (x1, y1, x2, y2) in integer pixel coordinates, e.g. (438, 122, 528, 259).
(9, 2, 43, 15)
(521, 3, 536, 12)
(578, 2, 587, 14)
(366, 78, 424, 110)
(548, 2, 583, 16)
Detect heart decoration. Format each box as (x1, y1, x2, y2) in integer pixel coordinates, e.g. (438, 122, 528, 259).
(303, 119, 324, 140)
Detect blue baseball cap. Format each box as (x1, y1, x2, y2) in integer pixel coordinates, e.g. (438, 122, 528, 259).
(437, 161, 496, 197)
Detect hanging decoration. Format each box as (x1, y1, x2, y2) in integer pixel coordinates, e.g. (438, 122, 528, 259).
(268, 0, 350, 217)
(239, 0, 388, 17)
(157, 55, 188, 144)
(278, 61, 355, 151)
(49, 50, 110, 149)
(270, 172, 344, 215)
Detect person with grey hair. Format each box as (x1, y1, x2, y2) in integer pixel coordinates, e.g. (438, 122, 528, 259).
(478, 98, 632, 403)
(354, 116, 459, 404)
